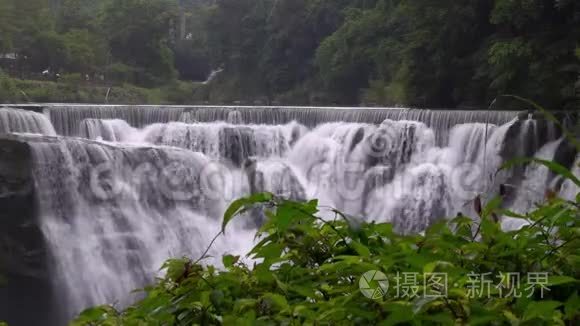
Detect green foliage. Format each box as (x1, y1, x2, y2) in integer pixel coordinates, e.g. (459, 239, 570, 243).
(60, 29, 107, 73)
(73, 171, 580, 324)
(56, 0, 102, 32)
(222, 192, 274, 234)
(60, 73, 83, 86)
(0, 0, 181, 89)
(488, 39, 532, 90)
(1, 0, 579, 106)
(0, 1, 14, 52)
(200, 0, 579, 107)
(100, 0, 178, 86)
(490, 0, 544, 28)
(0, 70, 22, 103)
(105, 63, 136, 85)
(160, 81, 201, 104)
(0, 76, 183, 104)
(315, 6, 381, 103)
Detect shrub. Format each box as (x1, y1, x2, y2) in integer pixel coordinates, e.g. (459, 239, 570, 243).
(162, 81, 201, 104)
(14, 80, 60, 103)
(0, 71, 22, 103)
(60, 73, 84, 86)
(106, 63, 137, 85)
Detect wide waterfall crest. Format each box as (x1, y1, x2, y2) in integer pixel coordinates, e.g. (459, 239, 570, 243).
(39, 104, 520, 139)
(0, 105, 576, 323)
(48, 105, 185, 136)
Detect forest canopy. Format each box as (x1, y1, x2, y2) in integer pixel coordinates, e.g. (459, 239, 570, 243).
(0, 0, 578, 108)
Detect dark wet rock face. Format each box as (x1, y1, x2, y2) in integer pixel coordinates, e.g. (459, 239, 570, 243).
(0, 139, 32, 198)
(0, 138, 56, 326)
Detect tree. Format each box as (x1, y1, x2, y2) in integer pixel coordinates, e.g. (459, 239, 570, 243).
(61, 29, 107, 73)
(100, 0, 179, 86)
(56, 0, 101, 32)
(315, 6, 387, 104)
(486, 0, 580, 109)
(0, 0, 15, 52)
(0, 0, 578, 107)
(172, 2, 212, 81)
(260, 0, 353, 95)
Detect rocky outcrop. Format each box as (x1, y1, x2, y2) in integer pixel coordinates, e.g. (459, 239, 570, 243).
(0, 136, 56, 326)
(0, 138, 32, 198)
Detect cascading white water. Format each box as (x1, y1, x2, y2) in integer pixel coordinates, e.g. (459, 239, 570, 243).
(252, 160, 306, 201)
(0, 105, 576, 323)
(0, 108, 56, 135)
(509, 139, 565, 214)
(79, 119, 135, 142)
(286, 120, 438, 216)
(363, 122, 502, 232)
(447, 123, 497, 165)
(27, 136, 256, 319)
(136, 121, 306, 165)
(366, 163, 453, 232)
(500, 139, 575, 230)
(559, 155, 579, 201)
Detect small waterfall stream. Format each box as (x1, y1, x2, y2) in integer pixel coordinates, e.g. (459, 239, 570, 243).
(0, 104, 576, 323)
(0, 108, 56, 136)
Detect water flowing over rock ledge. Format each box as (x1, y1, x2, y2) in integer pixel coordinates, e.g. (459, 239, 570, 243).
(0, 105, 577, 325)
(1, 104, 522, 140)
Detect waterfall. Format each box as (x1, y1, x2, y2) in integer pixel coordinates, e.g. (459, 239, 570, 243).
(501, 139, 571, 230)
(138, 121, 305, 166)
(79, 119, 135, 142)
(559, 155, 579, 201)
(47, 105, 185, 136)
(447, 123, 497, 165)
(285, 120, 437, 215)
(27, 135, 255, 319)
(0, 108, 56, 135)
(0, 105, 576, 324)
(362, 123, 499, 232)
(509, 139, 565, 214)
(365, 163, 453, 233)
(39, 104, 519, 144)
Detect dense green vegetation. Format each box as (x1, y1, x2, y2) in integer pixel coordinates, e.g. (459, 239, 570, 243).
(73, 165, 579, 324)
(0, 70, 202, 104)
(1, 0, 579, 107)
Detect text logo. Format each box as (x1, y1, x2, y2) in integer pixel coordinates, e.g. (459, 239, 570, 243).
(359, 270, 389, 299)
